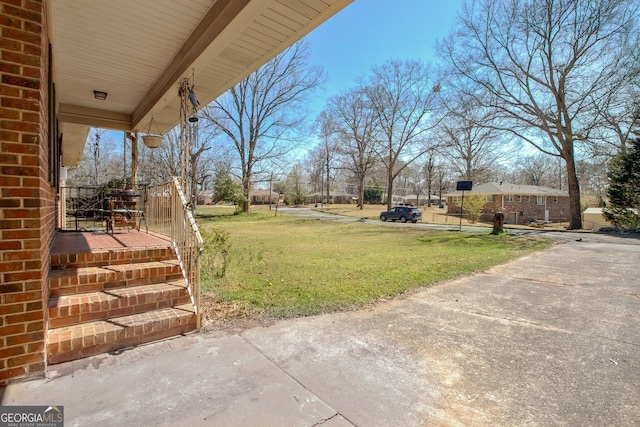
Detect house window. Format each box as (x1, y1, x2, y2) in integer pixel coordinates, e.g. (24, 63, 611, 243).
(553, 196, 558, 203)
(517, 195, 522, 202)
(506, 195, 514, 202)
(536, 196, 544, 205)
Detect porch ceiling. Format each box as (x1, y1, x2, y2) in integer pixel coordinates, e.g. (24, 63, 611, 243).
(49, 0, 353, 166)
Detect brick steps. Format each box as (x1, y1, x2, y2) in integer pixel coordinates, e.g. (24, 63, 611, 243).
(47, 306, 197, 365)
(48, 281, 192, 328)
(51, 245, 175, 269)
(47, 241, 198, 365)
(49, 260, 183, 296)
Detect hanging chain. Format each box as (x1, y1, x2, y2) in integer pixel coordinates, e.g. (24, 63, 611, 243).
(178, 77, 200, 206)
(178, 79, 190, 188)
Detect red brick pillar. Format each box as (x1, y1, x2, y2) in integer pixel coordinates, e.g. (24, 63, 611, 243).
(0, 0, 52, 384)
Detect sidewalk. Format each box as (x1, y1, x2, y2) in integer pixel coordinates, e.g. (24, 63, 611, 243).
(2, 234, 639, 426)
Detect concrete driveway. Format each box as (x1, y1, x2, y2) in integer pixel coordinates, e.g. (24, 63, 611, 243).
(2, 230, 639, 426)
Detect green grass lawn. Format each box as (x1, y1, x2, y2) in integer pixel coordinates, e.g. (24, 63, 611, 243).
(196, 205, 552, 319)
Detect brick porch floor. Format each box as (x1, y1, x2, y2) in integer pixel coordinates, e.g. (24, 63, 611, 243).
(51, 229, 171, 253)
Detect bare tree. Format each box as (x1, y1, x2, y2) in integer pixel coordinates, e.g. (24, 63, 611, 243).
(576, 158, 609, 196)
(398, 162, 426, 202)
(144, 127, 181, 183)
(284, 164, 308, 206)
(591, 87, 640, 157)
(421, 147, 442, 204)
(136, 123, 218, 208)
(438, 0, 640, 229)
(509, 153, 560, 187)
(362, 59, 441, 210)
(436, 92, 508, 184)
(329, 88, 379, 209)
(67, 130, 122, 187)
(311, 111, 340, 204)
(202, 41, 325, 212)
(185, 120, 220, 209)
(435, 162, 453, 205)
(306, 145, 338, 202)
(306, 146, 324, 194)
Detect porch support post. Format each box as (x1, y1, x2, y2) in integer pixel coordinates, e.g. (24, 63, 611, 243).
(127, 132, 138, 188)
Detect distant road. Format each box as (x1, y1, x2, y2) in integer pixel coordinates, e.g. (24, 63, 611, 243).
(276, 207, 640, 245)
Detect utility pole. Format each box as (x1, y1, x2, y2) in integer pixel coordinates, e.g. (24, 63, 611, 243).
(269, 173, 273, 211)
(325, 151, 330, 206)
(320, 163, 324, 206)
(93, 131, 100, 185)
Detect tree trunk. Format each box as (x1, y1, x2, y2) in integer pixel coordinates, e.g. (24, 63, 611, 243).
(564, 155, 583, 230)
(386, 148, 394, 210)
(325, 160, 330, 206)
(357, 175, 365, 210)
(242, 175, 250, 213)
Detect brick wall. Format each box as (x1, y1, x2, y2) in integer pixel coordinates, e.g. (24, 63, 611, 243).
(492, 196, 571, 224)
(448, 195, 571, 225)
(0, 0, 53, 384)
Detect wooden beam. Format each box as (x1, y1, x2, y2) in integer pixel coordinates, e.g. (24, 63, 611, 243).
(58, 104, 132, 131)
(131, 0, 252, 128)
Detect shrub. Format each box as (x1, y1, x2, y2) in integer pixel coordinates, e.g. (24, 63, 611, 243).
(462, 194, 487, 224)
(201, 228, 231, 277)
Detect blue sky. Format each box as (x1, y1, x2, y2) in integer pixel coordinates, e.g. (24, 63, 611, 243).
(303, 0, 464, 113)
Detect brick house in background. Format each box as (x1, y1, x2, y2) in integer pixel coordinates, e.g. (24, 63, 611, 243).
(307, 191, 355, 204)
(196, 190, 213, 206)
(446, 182, 570, 225)
(251, 190, 283, 205)
(402, 194, 442, 206)
(0, 0, 352, 384)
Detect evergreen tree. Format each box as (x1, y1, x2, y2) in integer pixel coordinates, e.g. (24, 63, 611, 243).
(212, 169, 242, 205)
(364, 185, 383, 204)
(604, 138, 640, 231)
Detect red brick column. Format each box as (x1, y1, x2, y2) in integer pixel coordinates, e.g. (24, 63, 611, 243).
(0, 0, 52, 384)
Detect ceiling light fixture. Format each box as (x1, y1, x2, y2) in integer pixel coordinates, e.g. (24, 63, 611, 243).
(93, 90, 107, 100)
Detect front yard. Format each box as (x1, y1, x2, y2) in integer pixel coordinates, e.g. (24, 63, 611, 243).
(195, 205, 552, 327)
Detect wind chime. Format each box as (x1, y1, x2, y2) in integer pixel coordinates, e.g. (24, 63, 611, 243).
(178, 73, 200, 205)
